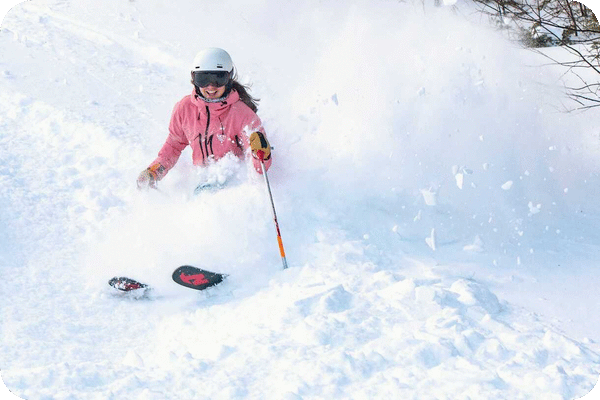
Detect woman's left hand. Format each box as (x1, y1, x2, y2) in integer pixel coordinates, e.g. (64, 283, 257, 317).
(249, 131, 271, 161)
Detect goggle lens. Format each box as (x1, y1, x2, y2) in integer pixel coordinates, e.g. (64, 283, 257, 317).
(192, 71, 231, 88)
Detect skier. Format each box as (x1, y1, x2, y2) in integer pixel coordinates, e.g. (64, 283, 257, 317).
(137, 47, 272, 189)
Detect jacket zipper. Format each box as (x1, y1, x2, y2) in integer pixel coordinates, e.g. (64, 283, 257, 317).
(199, 105, 211, 162)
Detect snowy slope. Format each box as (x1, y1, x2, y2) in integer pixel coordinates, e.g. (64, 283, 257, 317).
(1, 0, 600, 399)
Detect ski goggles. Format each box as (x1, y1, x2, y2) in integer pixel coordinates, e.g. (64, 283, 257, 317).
(192, 70, 231, 88)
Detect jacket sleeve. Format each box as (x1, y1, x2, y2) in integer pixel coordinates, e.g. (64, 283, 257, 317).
(150, 101, 189, 180)
(240, 113, 272, 174)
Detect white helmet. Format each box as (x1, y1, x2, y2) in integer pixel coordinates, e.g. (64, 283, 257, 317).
(191, 48, 233, 73)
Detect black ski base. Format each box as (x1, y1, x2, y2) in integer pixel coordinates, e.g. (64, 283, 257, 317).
(172, 265, 227, 291)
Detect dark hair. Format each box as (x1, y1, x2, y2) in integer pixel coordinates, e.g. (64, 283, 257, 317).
(229, 69, 259, 113)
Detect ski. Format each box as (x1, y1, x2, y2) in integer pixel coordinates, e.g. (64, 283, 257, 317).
(108, 266, 226, 293)
(193, 181, 225, 195)
(172, 265, 227, 291)
(108, 276, 148, 292)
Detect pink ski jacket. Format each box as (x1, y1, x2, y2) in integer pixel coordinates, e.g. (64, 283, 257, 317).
(150, 88, 272, 179)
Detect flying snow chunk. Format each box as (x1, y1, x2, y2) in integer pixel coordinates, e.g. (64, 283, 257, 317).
(463, 235, 484, 252)
(528, 202, 541, 215)
(455, 173, 464, 189)
(426, 228, 436, 251)
(331, 93, 339, 105)
(421, 188, 437, 206)
(501, 181, 513, 190)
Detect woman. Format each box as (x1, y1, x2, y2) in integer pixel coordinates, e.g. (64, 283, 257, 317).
(137, 48, 272, 189)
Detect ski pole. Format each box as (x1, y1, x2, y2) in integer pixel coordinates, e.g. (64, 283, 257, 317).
(257, 151, 289, 270)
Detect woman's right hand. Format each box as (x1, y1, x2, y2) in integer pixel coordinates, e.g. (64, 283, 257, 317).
(137, 163, 165, 190)
(137, 168, 156, 190)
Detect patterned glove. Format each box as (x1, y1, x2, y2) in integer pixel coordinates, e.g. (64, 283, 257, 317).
(136, 163, 164, 190)
(249, 131, 271, 161)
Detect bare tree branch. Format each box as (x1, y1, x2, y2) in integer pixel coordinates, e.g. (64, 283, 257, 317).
(472, 0, 600, 111)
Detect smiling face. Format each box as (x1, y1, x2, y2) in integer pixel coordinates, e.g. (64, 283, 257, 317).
(199, 84, 227, 99)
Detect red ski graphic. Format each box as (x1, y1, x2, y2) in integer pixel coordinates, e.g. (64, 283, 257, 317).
(179, 273, 209, 286)
(172, 265, 226, 291)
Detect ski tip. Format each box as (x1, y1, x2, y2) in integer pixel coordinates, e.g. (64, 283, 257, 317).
(108, 277, 148, 292)
(172, 265, 226, 291)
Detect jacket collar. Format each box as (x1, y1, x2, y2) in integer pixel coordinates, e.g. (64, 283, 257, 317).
(190, 88, 240, 116)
